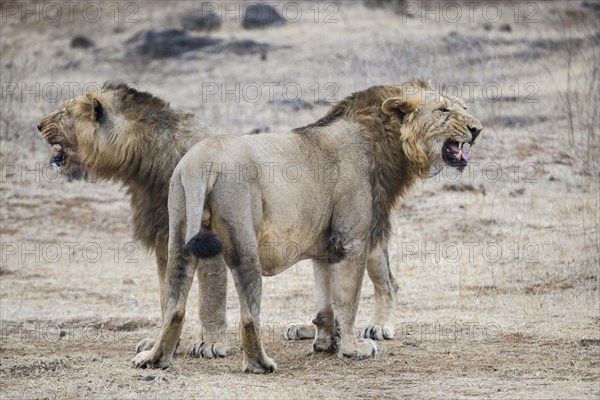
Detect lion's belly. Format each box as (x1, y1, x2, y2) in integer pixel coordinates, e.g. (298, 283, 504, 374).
(256, 218, 329, 275)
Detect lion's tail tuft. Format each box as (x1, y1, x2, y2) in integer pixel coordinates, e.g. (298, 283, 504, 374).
(184, 230, 223, 259)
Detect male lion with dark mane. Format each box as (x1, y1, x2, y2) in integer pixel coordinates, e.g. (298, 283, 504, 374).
(37, 82, 401, 360)
(132, 80, 483, 373)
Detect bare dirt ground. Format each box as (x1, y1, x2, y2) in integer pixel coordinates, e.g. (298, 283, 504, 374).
(1, 1, 599, 398)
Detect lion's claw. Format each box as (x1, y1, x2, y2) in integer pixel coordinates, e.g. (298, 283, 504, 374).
(360, 325, 394, 341)
(284, 324, 316, 340)
(189, 341, 230, 358)
(243, 355, 277, 374)
(339, 338, 378, 359)
(135, 338, 156, 354)
(132, 350, 171, 369)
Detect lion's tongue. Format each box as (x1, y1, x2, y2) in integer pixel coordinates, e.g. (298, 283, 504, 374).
(449, 143, 471, 161)
(461, 149, 471, 161)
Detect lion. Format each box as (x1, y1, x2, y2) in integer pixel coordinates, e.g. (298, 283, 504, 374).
(131, 80, 483, 373)
(37, 82, 401, 359)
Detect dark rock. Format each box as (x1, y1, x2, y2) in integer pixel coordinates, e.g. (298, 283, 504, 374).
(127, 29, 282, 59)
(181, 11, 221, 32)
(217, 40, 271, 56)
(70, 35, 94, 49)
(499, 23, 512, 32)
(242, 3, 285, 29)
(131, 28, 222, 58)
(143, 375, 156, 381)
(363, 0, 409, 16)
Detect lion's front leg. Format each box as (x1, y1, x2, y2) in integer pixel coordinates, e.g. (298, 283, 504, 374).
(190, 256, 230, 359)
(310, 261, 337, 353)
(361, 245, 398, 341)
(284, 261, 338, 345)
(330, 244, 378, 359)
(135, 247, 168, 354)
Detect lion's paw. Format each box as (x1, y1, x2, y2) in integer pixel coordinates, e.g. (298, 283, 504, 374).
(135, 338, 156, 354)
(189, 341, 230, 358)
(132, 350, 171, 369)
(339, 338, 378, 360)
(243, 355, 277, 374)
(283, 323, 316, 340)
(360, 325, 394, 341)
(312, 335, 337, 354)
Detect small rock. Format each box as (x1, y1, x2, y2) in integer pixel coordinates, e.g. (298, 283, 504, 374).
(363, 0, 410, 16)
(182, 11, 221, 32)
(123, 278, 134, 285)
(499, 23, 512, 32)
(509, 188, 525, 197)
(70, 35, 94, 49)
(131, 28, 222, 58)
(218, 40, 271, 56)
(143, 375, 156, 381)
(242, 3, 286, 29)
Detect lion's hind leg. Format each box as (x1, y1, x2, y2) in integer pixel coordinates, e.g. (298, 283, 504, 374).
(132, 168, 212, 369)
(225, 241, 277, 373)
(132, 235, 197, 369)
(190, 255, 230, 358)
(211, 181, 277, 374)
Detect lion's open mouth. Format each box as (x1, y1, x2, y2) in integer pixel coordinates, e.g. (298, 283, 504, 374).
(50, 143, 66, 168)
(443, 140, 471, 168)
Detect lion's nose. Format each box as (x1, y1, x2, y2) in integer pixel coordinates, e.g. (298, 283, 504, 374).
(37, 123, 42, 132)
(468, 126, 481, 141)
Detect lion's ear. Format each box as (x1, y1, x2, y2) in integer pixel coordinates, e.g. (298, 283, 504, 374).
(93, 99, 104, 122)
(382, 97, 420, 121)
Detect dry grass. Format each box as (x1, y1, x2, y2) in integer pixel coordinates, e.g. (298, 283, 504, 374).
(1, 1, 599, 398)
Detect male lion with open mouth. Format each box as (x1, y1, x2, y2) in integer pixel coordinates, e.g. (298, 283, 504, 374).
(37, 82, 405, 360)
(132, 80, 483, 373)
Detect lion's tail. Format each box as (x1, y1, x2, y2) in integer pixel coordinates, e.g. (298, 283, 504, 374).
(173, 168, 223, 259)
(184, 230, 223, 259)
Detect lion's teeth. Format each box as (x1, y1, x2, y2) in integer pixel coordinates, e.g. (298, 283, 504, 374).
(458, 142, 463, 149)
(51, 144, 62, 155)
(456, 150, 463, 160)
